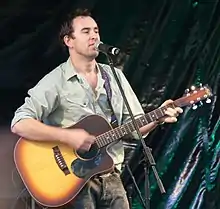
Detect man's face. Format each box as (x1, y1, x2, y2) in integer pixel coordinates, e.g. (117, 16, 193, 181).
(71, 16, 100, 59)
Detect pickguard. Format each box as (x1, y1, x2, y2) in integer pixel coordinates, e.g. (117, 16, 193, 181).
(71, 151, 103, 178)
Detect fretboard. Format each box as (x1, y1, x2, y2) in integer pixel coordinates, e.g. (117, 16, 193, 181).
(95, 104, 174, 148)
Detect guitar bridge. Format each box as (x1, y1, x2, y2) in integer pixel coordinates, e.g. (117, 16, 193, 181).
(52, 146, 70, 175)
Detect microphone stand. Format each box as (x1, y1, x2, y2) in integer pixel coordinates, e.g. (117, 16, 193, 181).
(105, 54, 166, 209)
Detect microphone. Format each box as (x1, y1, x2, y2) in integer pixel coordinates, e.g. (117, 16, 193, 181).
(94, 41, 120, 55)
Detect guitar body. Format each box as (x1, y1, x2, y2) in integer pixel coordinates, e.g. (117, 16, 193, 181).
(14, 115, 114, 207)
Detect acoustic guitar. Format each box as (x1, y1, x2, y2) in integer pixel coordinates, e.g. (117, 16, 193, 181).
(14, 85, 212, 207)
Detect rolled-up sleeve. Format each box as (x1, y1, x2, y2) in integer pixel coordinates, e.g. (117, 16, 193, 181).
(11, 74, 59, 128)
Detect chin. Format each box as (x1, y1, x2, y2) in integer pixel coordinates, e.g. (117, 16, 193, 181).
(88, 51, 99, 59)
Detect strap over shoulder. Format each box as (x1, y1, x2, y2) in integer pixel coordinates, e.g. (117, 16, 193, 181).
(98, 64, 119, 127)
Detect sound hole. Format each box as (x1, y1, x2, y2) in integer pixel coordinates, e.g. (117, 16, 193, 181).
(76, 144, 99, 160)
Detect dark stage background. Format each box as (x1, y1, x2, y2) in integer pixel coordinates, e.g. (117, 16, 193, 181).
(0, 0, 219, 209)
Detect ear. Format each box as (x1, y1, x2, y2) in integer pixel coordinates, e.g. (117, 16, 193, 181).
(63, 35, 74, 48)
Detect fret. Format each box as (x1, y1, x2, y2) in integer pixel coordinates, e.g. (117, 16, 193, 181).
(114, 128, 121, 139)
(136, 118, 141, 127)
(103, 136, 108, 145)
(142, 117, 146, 126)
(145, 114, 152, 124)
(119, 127, 125, 137)
(112, 129, 118, 140)
(107, 131, 114, 143)
(96, 139, 101, 148)
(102, 134, 110, 146)
(117, 127, 123, 137)
(158, 107, 165, 117)
(104, 133, 111, 145)
(142, 115, 148, 126)
(155, 108, 162, 119)
(120, 126, 127, 135)
(125, 122, 133, 133)
(154, 109, 159, 119)
(140, 117, 145, 126)
(110, 131, 116, 140)
(99, 137, 105, 147)
(124, 124, 131, 135)
(148, 112, 153, 121)
(149, 111, 157, 121)
(163, 106, 168, 115)
(155, 109, 161, 119)
(128, 122, 135, 133)
(137, 117, 144, 127)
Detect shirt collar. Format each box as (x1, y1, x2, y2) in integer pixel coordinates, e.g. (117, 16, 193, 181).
(64, 57, 104, 82)
(64, 57, 78, 80)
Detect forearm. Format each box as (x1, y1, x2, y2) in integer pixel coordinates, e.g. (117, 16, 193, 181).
(11, 118, 67, 143)
(139, 121, 158, 136)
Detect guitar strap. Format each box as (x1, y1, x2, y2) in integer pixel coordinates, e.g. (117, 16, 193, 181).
(99, 64, 119, 128)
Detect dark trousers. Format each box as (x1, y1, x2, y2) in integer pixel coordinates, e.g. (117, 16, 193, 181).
(66, 172, 130, 209)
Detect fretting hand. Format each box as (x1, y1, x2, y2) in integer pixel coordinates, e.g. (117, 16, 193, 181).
(158, 99, 183, 124)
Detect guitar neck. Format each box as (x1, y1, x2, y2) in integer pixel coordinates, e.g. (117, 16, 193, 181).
(95, 103, 174, 148)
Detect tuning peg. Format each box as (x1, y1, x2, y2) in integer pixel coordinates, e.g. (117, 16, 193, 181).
(199, 101, 203, 106)
(191, 85, 196, 91)
(199, 83, 204, 89)
(206, 98, 211, 103)
(192, 104, 198, 110)
(185, 88, 190, 94)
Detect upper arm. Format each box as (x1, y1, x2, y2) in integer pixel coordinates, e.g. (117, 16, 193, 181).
(11, 74, 60, 127)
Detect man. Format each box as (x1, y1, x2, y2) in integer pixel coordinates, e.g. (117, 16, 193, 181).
(11, 8, 183, 209)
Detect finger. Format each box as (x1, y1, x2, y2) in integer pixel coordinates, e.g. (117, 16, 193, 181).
(176, 107, 183, 113)
(161, 99, 174, 107)
(88, 136, 96, 144)
(165, 117, 177, 123)
(82, 143, 91, 151)
(87, 144, 92, 151)
(165, 108, 178, 117)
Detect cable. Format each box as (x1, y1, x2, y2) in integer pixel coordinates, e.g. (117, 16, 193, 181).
(10, 188, 29, 209)
(11, 168, 48, 209)
(11, 168, 18, 188)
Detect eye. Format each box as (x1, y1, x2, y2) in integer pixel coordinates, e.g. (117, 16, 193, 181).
(94, 28, 99, 33)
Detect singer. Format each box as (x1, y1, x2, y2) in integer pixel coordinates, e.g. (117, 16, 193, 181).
(11, 8, 183, 209)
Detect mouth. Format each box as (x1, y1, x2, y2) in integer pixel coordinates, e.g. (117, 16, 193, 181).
(88, 43, 95, 47)
(88, 44, 98, 52)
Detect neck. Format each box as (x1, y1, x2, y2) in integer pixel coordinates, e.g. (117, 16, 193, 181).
(70, 53, 97, 74)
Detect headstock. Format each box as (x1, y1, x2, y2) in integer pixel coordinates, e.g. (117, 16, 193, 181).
(174, 84, 213, 109)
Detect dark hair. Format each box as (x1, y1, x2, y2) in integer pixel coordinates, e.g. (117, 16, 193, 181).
(59, 8, 92, 47)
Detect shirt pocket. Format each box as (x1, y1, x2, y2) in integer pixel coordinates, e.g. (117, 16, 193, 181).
(64, 93, 89, 110)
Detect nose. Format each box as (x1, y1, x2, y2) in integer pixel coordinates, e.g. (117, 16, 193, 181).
(91, 35, 98, 41)
(90, 30, 99, 40)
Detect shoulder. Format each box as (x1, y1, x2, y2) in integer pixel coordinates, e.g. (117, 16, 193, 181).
(40, 63, 65, 84)
(35, 61, 67, 86)
(29, 61, 67, 92)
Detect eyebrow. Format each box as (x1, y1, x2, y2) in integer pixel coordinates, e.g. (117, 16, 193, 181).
(81, 26, 99, 31)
